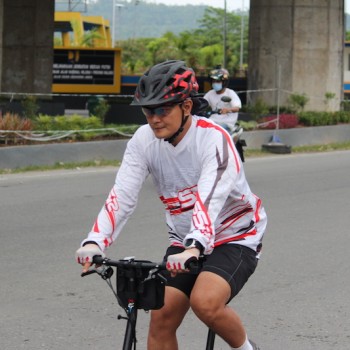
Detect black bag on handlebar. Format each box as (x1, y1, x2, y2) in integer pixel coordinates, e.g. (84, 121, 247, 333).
(116, 261, 166, 311)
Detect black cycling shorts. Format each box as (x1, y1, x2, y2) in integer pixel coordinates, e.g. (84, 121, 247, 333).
(162, 244, 258, 301)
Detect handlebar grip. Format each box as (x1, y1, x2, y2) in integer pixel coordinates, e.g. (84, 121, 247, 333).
(93, 255, 104, 264)
(185, 257, 201, 274)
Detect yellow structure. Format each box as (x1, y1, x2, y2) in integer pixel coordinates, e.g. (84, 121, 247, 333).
(54, 11, 112, 47)
(53, 12, 121, 94)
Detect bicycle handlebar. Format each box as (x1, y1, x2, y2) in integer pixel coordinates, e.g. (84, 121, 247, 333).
(93, 256, 167, 270)
(81, 255, 201, 278)
(93, 256, 201, 273)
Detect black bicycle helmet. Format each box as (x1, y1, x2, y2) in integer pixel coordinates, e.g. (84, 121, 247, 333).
(131, 60, 208, 144)
(131, 60, 199, 107)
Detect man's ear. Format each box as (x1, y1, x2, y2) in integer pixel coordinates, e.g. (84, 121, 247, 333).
(182, 99, 193, 114)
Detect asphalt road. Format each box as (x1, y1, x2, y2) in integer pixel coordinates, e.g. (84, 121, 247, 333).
(1, 151, 349, 350)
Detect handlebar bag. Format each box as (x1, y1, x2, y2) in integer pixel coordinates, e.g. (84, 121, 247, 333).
(116, 261, 166, 310)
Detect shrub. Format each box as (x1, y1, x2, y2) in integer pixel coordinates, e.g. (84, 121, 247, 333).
(334, 111, 350, 124)
(87, 97, 110, 123)
(245, 98, 270, 120)
(257, 114, 299, 129)
(324, 92, 336, 111)
(288, 93, 309, 112)
(238, 120, 257, 131)
(34, 115, 103, 131)
(20, 95, 40, 120)
(341, 99, 350, 111)
(0, 112, 32, 144)
(83, 116, 104, 129)
(33, 115, 52, 130)
(298, 111, 340, 126)
(93, 98, 110, 123)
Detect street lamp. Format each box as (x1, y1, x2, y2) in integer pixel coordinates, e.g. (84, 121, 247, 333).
(112, 1, 124, 47)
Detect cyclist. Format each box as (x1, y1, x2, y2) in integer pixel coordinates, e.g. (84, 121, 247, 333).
(203, 67, 242, 132)
(76, 60, 266, 350)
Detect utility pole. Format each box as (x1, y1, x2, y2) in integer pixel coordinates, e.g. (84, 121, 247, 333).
(239, 0, 244, 72)
(223, 0, 227, 68)
(112, 1, 124, 47)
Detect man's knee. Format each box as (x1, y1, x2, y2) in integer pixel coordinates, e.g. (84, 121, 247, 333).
(150, 308, 175, 329)
(190, 272, 231, 324)
(190, 293, 220, 325)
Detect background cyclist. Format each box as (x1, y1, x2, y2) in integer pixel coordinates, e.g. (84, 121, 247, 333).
(76, 60, 266, 350)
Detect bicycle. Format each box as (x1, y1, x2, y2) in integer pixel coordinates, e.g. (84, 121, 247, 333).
(82, 255, 217, 350)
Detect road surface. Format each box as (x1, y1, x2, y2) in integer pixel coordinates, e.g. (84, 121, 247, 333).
(1, 150, 349, 349)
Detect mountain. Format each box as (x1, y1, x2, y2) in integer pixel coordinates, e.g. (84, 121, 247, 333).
(56, 0, 210, 40)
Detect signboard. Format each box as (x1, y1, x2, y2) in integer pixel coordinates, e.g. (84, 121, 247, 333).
(52, 47, 121, 94)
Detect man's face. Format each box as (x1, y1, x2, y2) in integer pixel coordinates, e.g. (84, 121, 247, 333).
(142, 100, 191, 140)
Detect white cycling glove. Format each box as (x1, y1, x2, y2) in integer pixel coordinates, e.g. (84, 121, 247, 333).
(75, 243, 105, 265)
(166, 249, 199, 271)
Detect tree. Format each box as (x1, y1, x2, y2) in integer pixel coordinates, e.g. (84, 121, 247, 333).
(147, 32, 183, 64)
(119, 7, 249, 75)
(194, 7, 248, 73)
(121, 38, 153, 74)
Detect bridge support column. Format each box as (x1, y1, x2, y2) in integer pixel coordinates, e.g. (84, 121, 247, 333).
(0, 0, 54, 94)
(248, 0, 344, 111)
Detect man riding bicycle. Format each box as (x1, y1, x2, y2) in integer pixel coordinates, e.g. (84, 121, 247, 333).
(76, 60, 267, 350)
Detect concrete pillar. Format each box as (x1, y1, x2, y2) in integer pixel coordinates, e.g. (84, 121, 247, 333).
(0, 0, 55, 94)
(0, 0, 4, 88)
(248, 0, 344, 111)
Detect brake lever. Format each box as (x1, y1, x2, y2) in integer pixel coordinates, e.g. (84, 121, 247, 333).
(81, 265, 114, 279)
(81, 269, 97, 277)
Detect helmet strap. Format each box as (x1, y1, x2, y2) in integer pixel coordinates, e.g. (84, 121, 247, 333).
(164, 108, 189, 145)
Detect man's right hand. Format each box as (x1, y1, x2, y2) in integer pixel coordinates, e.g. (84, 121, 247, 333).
(75, 243, 105, 273)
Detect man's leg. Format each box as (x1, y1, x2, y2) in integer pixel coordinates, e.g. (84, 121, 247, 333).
(190, 271, 248, 348)
(147, 286, 190, 350)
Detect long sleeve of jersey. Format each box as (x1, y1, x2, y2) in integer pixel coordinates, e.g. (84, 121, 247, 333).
(82, 131, 150, 251)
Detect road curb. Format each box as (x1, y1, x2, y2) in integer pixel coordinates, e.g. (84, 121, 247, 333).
(1, 124, 350, 169)
(0, 139, 129, 169)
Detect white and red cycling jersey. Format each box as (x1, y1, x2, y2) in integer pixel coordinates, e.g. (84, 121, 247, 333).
(82, 115, 267, 256)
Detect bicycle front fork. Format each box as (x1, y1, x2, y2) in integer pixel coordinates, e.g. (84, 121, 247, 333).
(206, 328, 216, 350)
(120, 308, 138, 350)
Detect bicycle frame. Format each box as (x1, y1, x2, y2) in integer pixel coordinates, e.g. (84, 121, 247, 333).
(82, 256, 217, 350)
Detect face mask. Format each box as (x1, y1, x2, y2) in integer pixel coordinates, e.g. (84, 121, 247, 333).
(212, 82, 223, 92)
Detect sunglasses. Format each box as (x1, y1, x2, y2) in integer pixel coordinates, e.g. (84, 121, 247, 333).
(142, 103, 182, 117)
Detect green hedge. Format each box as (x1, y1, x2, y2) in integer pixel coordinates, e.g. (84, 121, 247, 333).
(298, 111, 350, 126)
(34, 115, 103, 131)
